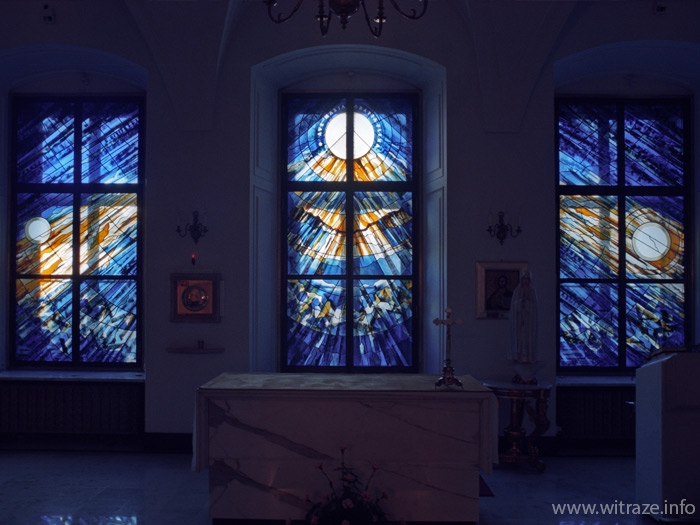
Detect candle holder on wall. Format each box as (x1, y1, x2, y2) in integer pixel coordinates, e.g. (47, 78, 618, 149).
(487, 211, 522, 245)
(176, 210, 208, 244)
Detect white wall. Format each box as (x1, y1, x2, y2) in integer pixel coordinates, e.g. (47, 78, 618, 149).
(0, 0, 699, 433)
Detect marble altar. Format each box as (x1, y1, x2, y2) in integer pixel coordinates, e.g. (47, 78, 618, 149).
(194, 373, 497, 523)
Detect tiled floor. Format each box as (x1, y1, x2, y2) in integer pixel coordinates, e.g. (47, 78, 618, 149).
(0, 450, 677, 525)
(0, 450, 209, 525)
(479, 456, 657, 525)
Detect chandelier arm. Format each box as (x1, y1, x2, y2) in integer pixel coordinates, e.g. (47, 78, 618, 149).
(265, 0, 306, 24)
(388, 0, 428, 20)
(361, 0, 384, 38)
(316, 0, 331, 35)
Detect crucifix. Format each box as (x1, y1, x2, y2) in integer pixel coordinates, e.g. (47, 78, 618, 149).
(433, 307, 463, 389)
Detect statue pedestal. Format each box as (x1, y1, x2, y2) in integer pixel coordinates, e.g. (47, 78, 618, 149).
(510, 361, 541, 385)
(482, 379, 552, 471)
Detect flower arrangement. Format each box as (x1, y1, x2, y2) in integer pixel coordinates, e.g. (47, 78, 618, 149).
(305, 447, 388, 525)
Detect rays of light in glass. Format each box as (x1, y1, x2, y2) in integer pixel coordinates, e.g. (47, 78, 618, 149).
(287, 97, 412, 183)
(16, 101, 76, 184)
(353, 279, 412, 367)
(15, 278, 73, 363)
(625, 196, 684, 279)
(557, 99, 689, 370)
(624, 103, 684, 186)
(286, 279, 346, 367)
(79, 280, 137, 363)
(559, 282, 619, 368)
(625, 283, 684, 367)
(353, 191, 412, 275)
(16, 192, 74, 275)
(284, 94, 416, 370)
(560, 195, 619, 279)
(287, 191, 346, 275)
(558, 103, 617, 186)
(12, 98, 141, 366)
(82, 102, 140, 184)
(80, 193, 138, 276)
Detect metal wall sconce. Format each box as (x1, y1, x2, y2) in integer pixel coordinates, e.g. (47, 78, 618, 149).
(176, 211, 208, 244)
(487, 211, 522, 245)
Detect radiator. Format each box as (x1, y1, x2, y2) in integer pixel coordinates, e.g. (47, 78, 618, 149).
(556, 385, 636, 441)
(0, 380, 144, 435)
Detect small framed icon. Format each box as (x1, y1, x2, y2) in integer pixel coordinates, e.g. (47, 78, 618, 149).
(476, 261, 528, 320)
(171, 273, 221, 323)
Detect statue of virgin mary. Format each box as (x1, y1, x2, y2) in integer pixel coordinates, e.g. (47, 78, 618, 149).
(509, 270, 539, 384)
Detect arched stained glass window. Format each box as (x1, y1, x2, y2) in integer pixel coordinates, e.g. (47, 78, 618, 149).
(557, 98, 691, 372)
(10, 96, 143, 368)
(282, 94, 418, 371)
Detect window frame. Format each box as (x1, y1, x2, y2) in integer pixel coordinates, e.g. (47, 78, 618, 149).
(555, 95, 693, 376)
(279, 91, 421, 373)
(8, 94, 145, 371)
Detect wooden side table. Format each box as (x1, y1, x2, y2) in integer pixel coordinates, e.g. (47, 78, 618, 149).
(482, 380, 552, 471)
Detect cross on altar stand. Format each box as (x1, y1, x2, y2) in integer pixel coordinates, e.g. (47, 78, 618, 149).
(433, 307, 463, 389)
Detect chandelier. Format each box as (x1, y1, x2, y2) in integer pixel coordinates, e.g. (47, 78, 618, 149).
(264, 0, 428, 38)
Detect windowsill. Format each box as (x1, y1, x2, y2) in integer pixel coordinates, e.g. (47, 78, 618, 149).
(0, 370, 145, 382)
(556, 375, 635, 387)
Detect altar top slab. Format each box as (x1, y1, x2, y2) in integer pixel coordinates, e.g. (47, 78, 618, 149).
(199, 372, 490, 394)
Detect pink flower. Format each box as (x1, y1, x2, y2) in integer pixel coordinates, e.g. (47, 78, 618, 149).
(342, 498, 354, 509)
(341, 521, 350, 525)
(362, 491, 371, 502)
(310, 517, 318, 525)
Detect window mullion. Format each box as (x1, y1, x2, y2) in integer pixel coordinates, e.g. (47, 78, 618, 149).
(345, 97, 355, 369)
(72, 103, 83, 365)
(616, 103, 627, 369)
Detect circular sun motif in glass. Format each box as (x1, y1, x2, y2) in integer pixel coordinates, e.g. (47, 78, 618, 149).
(287, 97, 413, 183)
(24, 216, 52, 244)
(632, 221, 671, 262)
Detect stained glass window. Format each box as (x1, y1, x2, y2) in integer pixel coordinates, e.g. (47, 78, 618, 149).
(557, 98, 691, 372)
(282, 94, 418, 371)
(10, 96, 143, 368)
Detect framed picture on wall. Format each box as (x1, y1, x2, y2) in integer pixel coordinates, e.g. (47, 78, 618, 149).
(171, 273, 221, 322)
(476, 261, 528, 320)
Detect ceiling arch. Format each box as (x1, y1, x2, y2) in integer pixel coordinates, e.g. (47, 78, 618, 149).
(555, 40, 700, 91)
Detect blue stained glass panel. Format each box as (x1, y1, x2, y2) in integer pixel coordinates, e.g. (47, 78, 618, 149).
(15, 278, 73, 362)
(560, 195, 619, 279)
(287, 97, 348, 183)
(82, 102, 140, 184)
(80, 193, 138, 276)
(624, 103, 684, 187)
(353, 97, 412, 183)
(16, 192, 73, 275)
(354, 192, 412, 276)
(287, 191, 346, 275)
(559, 283, 619, 368)
(626, 196, 684, 279)
(286, 279, 346, 366)
(16, 101, 76, 184)
(286, 97, 413, 183)
(625, 283, 684, 367)
(79, 280, 137, 363)
(558, 103, 617, 185)
(353, 279, 413, 367)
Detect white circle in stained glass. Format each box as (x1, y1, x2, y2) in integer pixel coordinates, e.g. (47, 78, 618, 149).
(24, 217, 51, 244)
(632, 222, 671, 262)
(325, 112, 375, 160)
